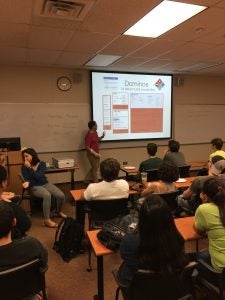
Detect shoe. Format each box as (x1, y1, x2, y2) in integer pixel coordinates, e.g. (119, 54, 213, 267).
(57, 212, 67, 219)
(44, 220, 58, 228)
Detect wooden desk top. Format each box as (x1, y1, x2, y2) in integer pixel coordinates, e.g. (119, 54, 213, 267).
(86, 230, 113, 256)
(87, 216, 202, 257)
(70, 188, 137, 201)
(175, 176, 195, 189)
(45, 165, 79, 173)
(188, 161, 207, 169)
(175, 216, 201, 241)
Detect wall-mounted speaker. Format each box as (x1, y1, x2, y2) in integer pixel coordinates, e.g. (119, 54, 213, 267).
(174, 77, 184, 87)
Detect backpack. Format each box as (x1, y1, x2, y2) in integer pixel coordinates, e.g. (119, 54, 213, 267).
(53, 217, 84, 262)
(97, 214, 138, 251)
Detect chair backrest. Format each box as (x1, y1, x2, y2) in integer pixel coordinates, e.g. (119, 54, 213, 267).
(157, 191, 180, 212)
(146, 169, 159, 182)
(128, 262, 197, 300)
(88, 198, 129, 229)
(0, 258, 47, 300)
(197, 258, 225, 300)
(179, 165, 191, 178)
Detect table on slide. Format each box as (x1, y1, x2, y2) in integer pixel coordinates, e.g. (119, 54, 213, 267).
(87, 216, 203, 300)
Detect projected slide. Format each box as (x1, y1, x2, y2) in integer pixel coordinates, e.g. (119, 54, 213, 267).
(92, 72, 172, 142)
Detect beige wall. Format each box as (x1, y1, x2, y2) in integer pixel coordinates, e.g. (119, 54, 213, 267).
(1, 66, 225, 183)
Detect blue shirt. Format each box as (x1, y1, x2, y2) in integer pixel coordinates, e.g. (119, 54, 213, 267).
(21, 160, 48, 187)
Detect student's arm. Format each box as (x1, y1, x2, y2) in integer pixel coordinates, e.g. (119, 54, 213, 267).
(141, 182, 154, 196)
(194, 206, 207, 237)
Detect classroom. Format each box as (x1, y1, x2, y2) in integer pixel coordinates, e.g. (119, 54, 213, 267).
(0, 1, 225, 299)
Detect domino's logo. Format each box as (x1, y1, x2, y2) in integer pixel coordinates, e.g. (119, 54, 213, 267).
(155, 78, 165, 90)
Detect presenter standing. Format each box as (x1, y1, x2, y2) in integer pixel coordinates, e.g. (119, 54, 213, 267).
(84, 121, 105, 183)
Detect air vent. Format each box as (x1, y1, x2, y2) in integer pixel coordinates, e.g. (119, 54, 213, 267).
(41, 0, 95, 20)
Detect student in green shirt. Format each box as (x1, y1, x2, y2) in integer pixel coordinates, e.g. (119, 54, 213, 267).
(194, 177, 225, 282)
(139, 143, 162, 172)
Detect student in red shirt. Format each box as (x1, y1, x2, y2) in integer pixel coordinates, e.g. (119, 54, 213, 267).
(84, 121, 105, 183)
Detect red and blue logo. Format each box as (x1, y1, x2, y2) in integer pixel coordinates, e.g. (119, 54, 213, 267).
(155, 78, 165, 90)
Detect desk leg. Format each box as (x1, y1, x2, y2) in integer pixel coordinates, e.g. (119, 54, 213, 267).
(71, 169, 75, 190)
(94, 256, 104, 300)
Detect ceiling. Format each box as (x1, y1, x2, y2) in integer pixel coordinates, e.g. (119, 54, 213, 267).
(0, 0, 225, 75)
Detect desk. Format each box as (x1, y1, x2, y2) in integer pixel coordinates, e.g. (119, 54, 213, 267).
(45, 165, 79, 189)
(175, 176, 195, 189)
(188, 161, 207, 171)
(87, 216, 202, 300)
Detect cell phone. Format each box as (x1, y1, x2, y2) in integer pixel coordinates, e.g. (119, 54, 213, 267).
(18, 173, 25, 182)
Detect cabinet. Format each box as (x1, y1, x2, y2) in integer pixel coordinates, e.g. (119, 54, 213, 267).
(0, 151, 23, 194)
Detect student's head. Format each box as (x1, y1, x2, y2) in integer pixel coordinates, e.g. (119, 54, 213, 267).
(138, 194, 185, 272)
(158, 162, 179, 183)
(0, 201, 15, 238)
(168, 140, 180, 152)
(0, 165, 8, 191)
(201, 177, 225, 226)
(210, 155, 225, 175)
(211, 138, 223, 150)
(22, 148, 40, 166)
(100, 158, 120, 182)
(147, 143, 157, 156)
(88, 120, 97, 130)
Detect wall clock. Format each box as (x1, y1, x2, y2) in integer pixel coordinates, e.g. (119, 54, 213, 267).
(57, 76, 72, 91)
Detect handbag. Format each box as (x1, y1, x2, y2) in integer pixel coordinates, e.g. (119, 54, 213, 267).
(97, 214, 138, 251)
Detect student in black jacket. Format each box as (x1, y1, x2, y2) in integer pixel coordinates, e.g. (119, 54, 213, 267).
(0, 165, 31, 239)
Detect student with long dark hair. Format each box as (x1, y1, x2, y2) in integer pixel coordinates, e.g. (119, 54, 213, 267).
(118, 195, 188, 290)
(21, 148, 66, 228)
(141, 162, 179, 196)
(194, 177, 225, 276)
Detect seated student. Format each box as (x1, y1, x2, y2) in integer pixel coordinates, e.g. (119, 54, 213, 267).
(0, 201, 48, 300)
(139, 143, 163, 173)
(163, 140, 186, 167)
(21, 148, 66, 228)
(77, 158, 129, 227)
(141, 162, 179, 197)
(194, 177, 225, 282)
(118, 194, 188, 299)
(0, 165, 31, 239)
(176, 175, 212, 217)
(209, 138, 225, 160)
(208, 155, 225, 176)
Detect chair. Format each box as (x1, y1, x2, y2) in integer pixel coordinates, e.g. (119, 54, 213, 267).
(87, 198, 129, 272)
(18, 174, 56, 215)
(87, 198, 129, 230)
(179, 165, 191, 178)
(197, 258, 225, 300)
(158, 190, 180, 212)
(146, 169, 159, 182)
(113, 261, 198, 300)
(0, 258, 47, 300)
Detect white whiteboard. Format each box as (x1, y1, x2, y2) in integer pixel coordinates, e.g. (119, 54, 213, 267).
(174, 104, 225, 144)
(0, 103, 91, 152)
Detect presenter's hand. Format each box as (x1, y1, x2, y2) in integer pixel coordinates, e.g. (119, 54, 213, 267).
(23, 181, 30, 189)
(101, 131, 106, 139)
(95, 153, 101, 158)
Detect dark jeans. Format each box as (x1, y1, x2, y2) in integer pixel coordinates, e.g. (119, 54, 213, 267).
(197, 249, 218, 285)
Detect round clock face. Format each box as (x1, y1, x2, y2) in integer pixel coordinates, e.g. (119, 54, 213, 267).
(57, 76, 72, 91)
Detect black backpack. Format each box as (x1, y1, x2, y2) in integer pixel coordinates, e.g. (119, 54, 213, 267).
(53, 217, 84, 262)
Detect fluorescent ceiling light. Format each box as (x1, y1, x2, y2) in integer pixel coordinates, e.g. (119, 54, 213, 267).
(124, 0, 207, 38)
(85, 54, 121, 67)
